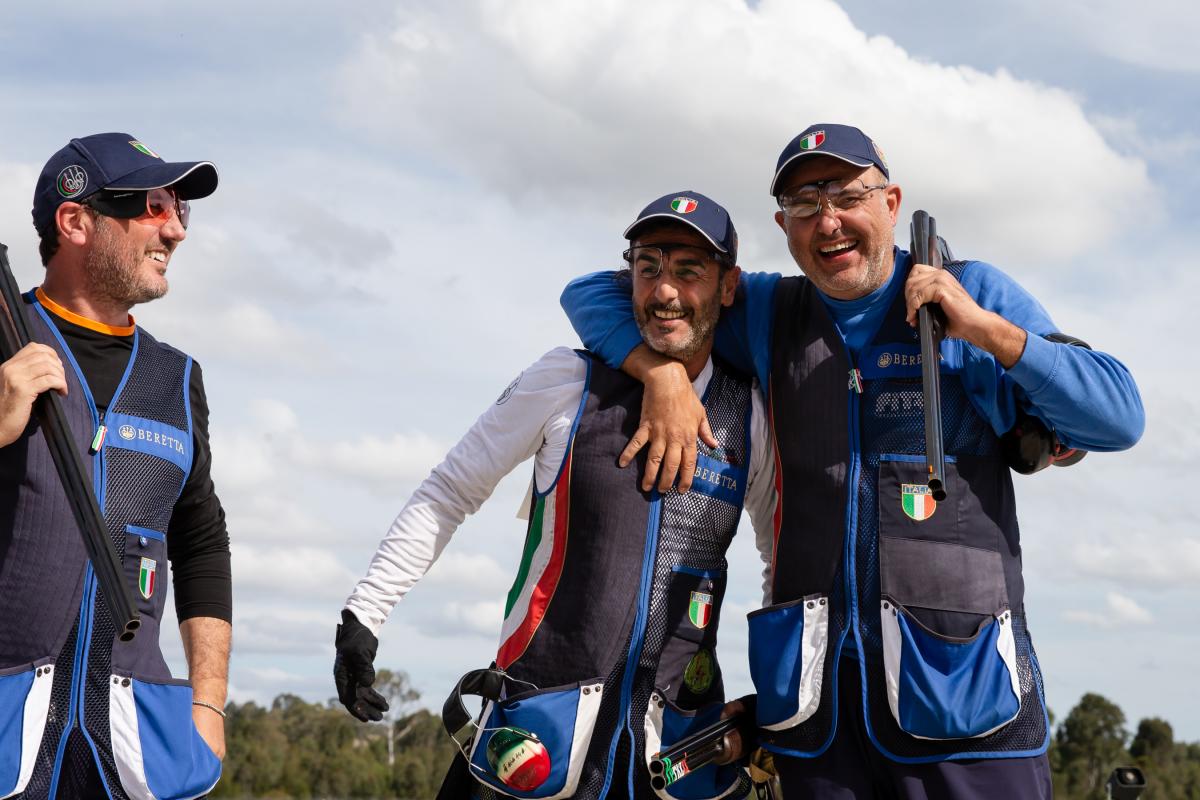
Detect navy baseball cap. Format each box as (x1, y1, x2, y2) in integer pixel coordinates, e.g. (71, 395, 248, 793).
(32, 132, 219, 235)
(770, 123, 890, 196)
(624, 191, 738, 262)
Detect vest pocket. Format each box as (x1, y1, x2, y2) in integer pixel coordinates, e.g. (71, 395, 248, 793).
(467, 677, 604, 799)
(124, 525, 167, 616)
(642, 690, 747, 800)
(656, 568, 726, 709)
(108, 673, 222, 800)
(878, 534, 1020, 740)
(0, 659, 55, 799)
(746, 595, 828, 731)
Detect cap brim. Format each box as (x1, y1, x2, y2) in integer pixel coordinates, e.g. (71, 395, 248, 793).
(769, 152, 874, 196)
(106, 161, 219, 200)
(623, 213, 728, 253)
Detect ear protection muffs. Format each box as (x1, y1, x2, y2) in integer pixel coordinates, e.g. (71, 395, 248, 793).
(442, 668, 552, 791)
(1002, 333, 1091, 474)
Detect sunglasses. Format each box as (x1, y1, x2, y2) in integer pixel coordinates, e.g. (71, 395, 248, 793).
(84, 187, 190, 229)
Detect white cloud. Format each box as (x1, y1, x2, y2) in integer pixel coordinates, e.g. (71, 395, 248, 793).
(1063, 591, 1154, 628)
(340, 0, 1157, 268)
(232, 543, 362, 602)
(1068, 534, 1200, 588)
(428, 599, 506, 638)
(1013, 0, 1200, 73)
(423, 550, 513, 595)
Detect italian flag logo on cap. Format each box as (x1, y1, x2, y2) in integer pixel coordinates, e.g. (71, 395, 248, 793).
(139, 557, 157, 599)
(799, 131, 826, 150)
(671, 197, 699, 214)
(128, 141, 160, 158)
(688, 591, 713, 629)
(901, 484, 936, 521)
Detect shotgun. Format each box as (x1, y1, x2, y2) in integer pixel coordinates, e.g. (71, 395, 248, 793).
(648, 701, 757, 790)
(909, 211, 948, 501)
(0, 243, 139, 640)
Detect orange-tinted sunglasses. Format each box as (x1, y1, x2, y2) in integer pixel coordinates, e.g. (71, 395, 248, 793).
(84, 187, 190, 229)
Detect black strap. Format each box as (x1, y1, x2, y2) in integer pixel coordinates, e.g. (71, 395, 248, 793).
(442, 668, 511, 751)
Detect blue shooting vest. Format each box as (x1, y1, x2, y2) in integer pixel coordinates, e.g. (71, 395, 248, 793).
(463, 353, 752, 800)
(748, 265, 1049, 763)
(0, 291, 220, 800)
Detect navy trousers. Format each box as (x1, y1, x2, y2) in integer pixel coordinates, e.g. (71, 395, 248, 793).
(773, 659, 1052, 800)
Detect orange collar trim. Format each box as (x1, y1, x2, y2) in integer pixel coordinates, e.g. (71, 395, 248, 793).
(35, 288, 135, 336)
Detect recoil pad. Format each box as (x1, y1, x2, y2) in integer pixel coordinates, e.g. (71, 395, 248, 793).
(1002, 333, 1090, 474)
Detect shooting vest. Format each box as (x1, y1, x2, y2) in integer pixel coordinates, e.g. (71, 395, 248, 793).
(748, 259, 1050, 763)
(0, 291, 220, 800)
(460, 353, 752, 800)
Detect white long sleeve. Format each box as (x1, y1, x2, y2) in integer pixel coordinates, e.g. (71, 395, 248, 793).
(345, 347, 589, 634)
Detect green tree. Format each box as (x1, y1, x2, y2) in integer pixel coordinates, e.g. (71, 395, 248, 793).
(1055, 693, 1130, 800)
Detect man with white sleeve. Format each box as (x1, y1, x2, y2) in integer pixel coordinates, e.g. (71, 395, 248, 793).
(334, 191, 776, 800)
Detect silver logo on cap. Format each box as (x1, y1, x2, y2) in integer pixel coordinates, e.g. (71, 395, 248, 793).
(57, 165, 88, 198)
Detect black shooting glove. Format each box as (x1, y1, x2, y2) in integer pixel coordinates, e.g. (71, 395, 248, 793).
(334, 609, 389, 722)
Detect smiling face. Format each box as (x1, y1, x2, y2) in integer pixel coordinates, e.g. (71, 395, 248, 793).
(82, 202, 187, 308)
(629, 223, 739, 379)
(773, 156, 902, 300)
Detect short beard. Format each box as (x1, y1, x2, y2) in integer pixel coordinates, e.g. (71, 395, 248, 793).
(796, 237, 891, 299)
(635, 293, 721, 365)
(84, 216, 167, 308)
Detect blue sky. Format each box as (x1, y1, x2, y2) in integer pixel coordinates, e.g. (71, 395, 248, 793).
(3, 0, 1197, 741)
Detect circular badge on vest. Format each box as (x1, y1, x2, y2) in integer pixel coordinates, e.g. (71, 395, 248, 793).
(877, 352, 892, 368)
(119, 425, 136, 440)
(486, 727, 551, 791)
(684, 648, 715, 694)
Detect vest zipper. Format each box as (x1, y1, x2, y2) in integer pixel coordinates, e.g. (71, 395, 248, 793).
(599, 491, 663, 799)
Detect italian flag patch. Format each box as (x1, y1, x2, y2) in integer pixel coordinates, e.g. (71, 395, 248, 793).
(688, 591, 713, 629)
(901, 484, 936, 521)
(798, 131, 826, 150)
(671, 197, 698, 214)
(139, 557, 157, 599)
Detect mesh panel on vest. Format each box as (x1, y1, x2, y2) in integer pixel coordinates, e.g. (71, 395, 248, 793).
(103, 448, 184, 537)
(112, 332, 189, 430)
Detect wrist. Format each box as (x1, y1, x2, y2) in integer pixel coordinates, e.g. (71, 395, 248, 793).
(969, 311, 1027, 369)
(192, 699, 226, 718)
(621, 344, 682, 384)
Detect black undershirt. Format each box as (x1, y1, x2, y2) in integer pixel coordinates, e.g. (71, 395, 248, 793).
(47, 311, 232, 623)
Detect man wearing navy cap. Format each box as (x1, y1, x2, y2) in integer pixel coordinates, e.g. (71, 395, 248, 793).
(560, 126, 1143, 798)
(335, 192, 776, 799)
(0, 133, 230, 799)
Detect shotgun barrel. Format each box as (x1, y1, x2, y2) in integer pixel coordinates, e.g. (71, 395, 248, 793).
(909, 212, 948, 501)
(0, 243, 139, 640)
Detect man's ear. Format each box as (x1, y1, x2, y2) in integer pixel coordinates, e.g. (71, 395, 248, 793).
(720, 265, 741, 307)
(56, 202, 93, 247)
(774, 210, 786, 232)
(884, 183, 902, 226)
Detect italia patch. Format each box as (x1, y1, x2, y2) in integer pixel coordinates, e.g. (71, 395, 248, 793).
(129, 141, 160, 158)
(901, 483, 937, 521)
(670, 197, 698, 214)
(688, 591, 713, 629)
(683, 648, 714, 694)
(57, 165, 88, 198)
(139, 557, 158, 599)
(798, 130, 826, 150)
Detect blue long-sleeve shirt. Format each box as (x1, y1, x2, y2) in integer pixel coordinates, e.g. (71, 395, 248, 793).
(561, 248, 1144, 451)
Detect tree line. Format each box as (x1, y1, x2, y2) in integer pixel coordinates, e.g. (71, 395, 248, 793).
(210, 671, 1200, 799)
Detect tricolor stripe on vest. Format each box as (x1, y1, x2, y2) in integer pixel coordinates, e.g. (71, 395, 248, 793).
(497, 458, 572, 669)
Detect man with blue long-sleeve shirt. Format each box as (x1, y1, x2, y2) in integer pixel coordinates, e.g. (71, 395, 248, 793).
(560, 124, 1143, 799)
